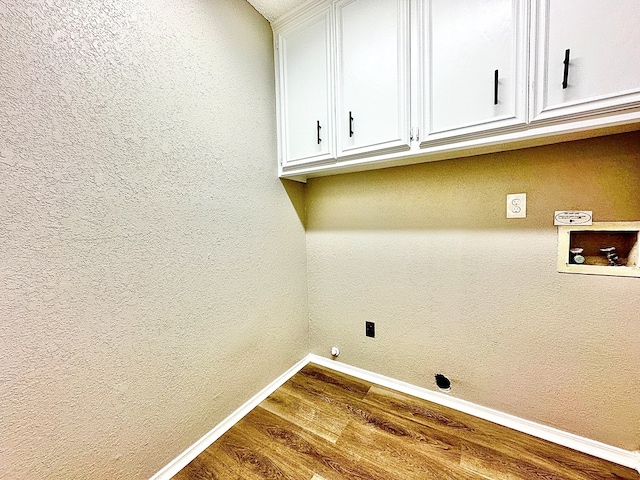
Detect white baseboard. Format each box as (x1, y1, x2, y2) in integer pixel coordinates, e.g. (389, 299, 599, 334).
(149, 355, 312, 480)
(308, 354, 640, 474)
(150, 354, 640, 478)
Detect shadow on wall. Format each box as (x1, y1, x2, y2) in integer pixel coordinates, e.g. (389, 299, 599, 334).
(304, 131, 640, 231)
(281, 178, 307, 228)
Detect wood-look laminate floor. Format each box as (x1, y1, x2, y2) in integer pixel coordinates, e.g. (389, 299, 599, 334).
(172, 364, 638, 480)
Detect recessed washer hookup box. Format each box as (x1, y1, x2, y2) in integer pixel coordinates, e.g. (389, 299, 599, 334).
(557, 221, 640, 278)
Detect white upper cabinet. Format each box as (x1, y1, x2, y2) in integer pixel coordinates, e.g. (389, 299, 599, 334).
(276, 6, 335, 170)
(420, 0, 528, 144)
(273, 0, 640, 180)
(335, 0, 411, 157)
(531, 0, 640, 122)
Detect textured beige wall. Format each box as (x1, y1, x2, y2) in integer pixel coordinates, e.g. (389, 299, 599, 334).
(0, 1, 308, 478)
(306, 132, 640, 450)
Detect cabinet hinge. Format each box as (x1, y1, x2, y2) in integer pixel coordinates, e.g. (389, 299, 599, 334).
(275, 40, 279, 50)
(410, 127, 420, 142)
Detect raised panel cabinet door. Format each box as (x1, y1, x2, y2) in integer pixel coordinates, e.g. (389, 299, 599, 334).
(278, 7, 334, 167)
(336, 0, 410, 157)
(423, 0, 527, 142)
(532, 0, 640, 121)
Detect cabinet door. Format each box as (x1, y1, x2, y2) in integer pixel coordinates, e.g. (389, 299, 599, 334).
(335, 0, 411, 158)
(277, 7, 335, 169)
(531, 0, 640, 122)
(421, 0, 527, 144)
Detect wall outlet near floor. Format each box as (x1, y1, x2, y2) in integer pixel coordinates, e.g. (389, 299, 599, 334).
(507, 193, 526, 218)
(365, 321, 375, 338)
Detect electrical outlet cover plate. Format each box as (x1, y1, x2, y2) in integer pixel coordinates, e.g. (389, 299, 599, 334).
(365, 321, 375, 338)
(507, 193, 526, 218)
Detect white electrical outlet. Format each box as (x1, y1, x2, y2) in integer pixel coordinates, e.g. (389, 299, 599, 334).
(507, 193, 526, 218)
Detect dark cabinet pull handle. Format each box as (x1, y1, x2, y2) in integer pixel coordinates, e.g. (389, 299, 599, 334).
(316, 120, 321, 144)
(562, 48, 570, 89)
(349, 111, 354, 137)
(494, 69, 499, 105)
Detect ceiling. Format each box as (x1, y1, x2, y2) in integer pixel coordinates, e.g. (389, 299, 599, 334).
(247, 0, 311, 23)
